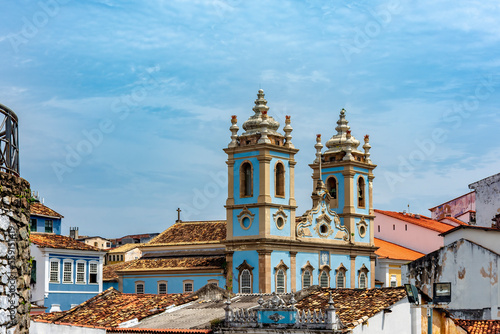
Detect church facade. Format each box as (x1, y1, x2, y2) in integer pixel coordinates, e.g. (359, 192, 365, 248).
(118, 90, 377, 294)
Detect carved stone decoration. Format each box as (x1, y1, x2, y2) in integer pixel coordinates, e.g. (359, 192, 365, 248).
(273, 206, 288, 230)
(357, 217, 368, 238)
(237, 206, 255, 230)
(268, 313, 285, 322)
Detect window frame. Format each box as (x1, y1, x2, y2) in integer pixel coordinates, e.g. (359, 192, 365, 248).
(135, 280, 145, 294)
(45, 219, 53, 233)
(274, 161, 285, 198)
(335, 264, 347, 288)
(357, 176, 366, 208)
(276, 269, 286, 293)
(76, 260, 86, 284)
(158, 281, 167, 294)
(49, 259, 60, 283)
(62, 259, 74, 284)
(239, 161, 253, 198)
(183, 280, 194, 293)
(319, 270, 330, 288)
(88, 261, 99, 284)
(30, 218, 37, 232)
(236, 260, 254, 294)
(207, 279, 218, 287)
(301, 261, 315, 289)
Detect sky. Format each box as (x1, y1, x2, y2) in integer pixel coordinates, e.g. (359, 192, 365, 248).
(1, 0, 499, 238)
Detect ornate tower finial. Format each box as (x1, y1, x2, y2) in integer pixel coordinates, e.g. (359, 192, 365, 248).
(257, 110, 271, 144)
(228, 115, 239, 148)
(283, 115, 294, 148)
(314, 134, 324, 188)
(363, 134, 372, 163)
(253, 89, 269, 115)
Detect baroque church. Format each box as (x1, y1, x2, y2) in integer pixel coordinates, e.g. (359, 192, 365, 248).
(115, 89, 377, 294)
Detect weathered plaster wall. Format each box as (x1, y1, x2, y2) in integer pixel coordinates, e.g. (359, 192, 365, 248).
(469, 173, 500, 227)
(30, 321, 106, 334)
(0, 172, 31, 333)
(404, 238, 499, 320)
(421, 309, 467, 334)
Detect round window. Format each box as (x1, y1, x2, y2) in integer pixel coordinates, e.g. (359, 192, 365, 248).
(276, 216, 285, 229)
(242, 217, 251, 229)
(359, 225, 366, 237)
(319, 223, 329, 235)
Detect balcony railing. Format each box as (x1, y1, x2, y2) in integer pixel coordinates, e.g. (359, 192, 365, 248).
(0, 104, 19, 176)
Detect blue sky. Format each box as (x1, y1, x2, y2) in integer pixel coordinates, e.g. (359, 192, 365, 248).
(1, 0, 499, 238)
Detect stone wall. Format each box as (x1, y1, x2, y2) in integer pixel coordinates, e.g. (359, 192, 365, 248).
(0, 172, 31, 334)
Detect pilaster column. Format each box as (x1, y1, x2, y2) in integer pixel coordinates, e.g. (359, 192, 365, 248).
(257, 250, 272, 293)
(350, 255, 357, 288)
(225, 251, 234, 292)
(370, 255, 376, 288)
(290, 251, 297, 292)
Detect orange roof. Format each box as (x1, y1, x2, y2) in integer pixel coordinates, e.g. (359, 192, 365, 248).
(374, 209, 455, 233)
(454, 319, 500, 334)
(146, 221, 226, 246)
(30, 202, 63, 218)
(103, 262, 134, 282)
(118, 256, 225, 272)
(32, 288, 197, 328)
(30, 233, 99, 251)
(374, 238, 424, 261)
(439, 216, 469, 226)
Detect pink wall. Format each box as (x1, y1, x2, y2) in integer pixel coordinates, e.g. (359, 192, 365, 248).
(430, 192, 475, 220)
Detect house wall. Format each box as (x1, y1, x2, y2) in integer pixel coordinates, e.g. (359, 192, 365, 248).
(469, 173, 500, 227)
(122, 272, 225, 294)
(430, 192, 475, 221)
(444, 228, 500, 255)
(404, 239, 500, 320)
(374, 212, 444, 254)
(422, 309, 468, 334)
(351, 300, 420, 334)
(30, 245, 45, 306)
(31, 216, 62, 234)
(30, 322, 106, 334)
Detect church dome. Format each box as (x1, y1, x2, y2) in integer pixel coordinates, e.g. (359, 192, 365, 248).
(324, 108, 362, 155)
(241, 89, 281, 136)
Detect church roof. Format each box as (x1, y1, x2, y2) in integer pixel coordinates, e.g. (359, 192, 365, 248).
(146, 221, 226, 246)
(117, 256, 225, 272)
(294, 287, 407, 330)
(374, 238, 424, 261)
(30, 233, 99, 251)
(30, 202, 64, 218)
(32, 288, 197, 328)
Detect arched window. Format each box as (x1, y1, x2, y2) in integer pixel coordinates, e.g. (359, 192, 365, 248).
(240, 269, 251, 293)
(240, 162, 253, 198)
(327, 177, 337, 199)
(319, 270, 329, 288)
(276, 269, 286, 293)
(357, 176, 365, 208)
(359, 272, 367, 289)
(303, 270, 312, 288)
(336, 271, 345, 288)
(275, 162, 285, 197)
(158, 281, 167, 294)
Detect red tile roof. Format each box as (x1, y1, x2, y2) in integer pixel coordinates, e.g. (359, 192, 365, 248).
(439, 216, 469, 226)
(374, 238, 424, 261)
(103, 262, 134, 282)
(32, 288, 198, 328)
(454, 319, 500, 334)
(118, 256, 225, 273)
(146, 221, 226, 246)
(30, 233, 100, 251)
(375, 209, 455, 233)
(30, 202, 64, 218)
(294, 287, 407, 329)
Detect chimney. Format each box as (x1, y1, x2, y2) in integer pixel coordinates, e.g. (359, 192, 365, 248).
(415, 214, 420, 219)
(70, 227, 79, 239)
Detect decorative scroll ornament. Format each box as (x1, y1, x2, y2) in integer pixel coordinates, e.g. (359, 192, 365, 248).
(273, 206, 288, 230)
(237, 206, 255, 230)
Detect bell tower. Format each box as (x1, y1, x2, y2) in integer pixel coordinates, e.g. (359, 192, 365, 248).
(223, 89, 299, 293)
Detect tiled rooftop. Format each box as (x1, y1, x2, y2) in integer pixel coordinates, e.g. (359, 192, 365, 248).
(118, 256, 225, 272)
(30, 233, 100, 251)
(374, 238, 424, 261)
(146, 221, 226, 246)
(108, 243, 142, 254)
(103, 262, 134, 282)
(439, 216, 469, 226)
(294, 287, 408, 329)
(32, 288, 198, 328)
(30, 202, 64, 218)
(375, 209, 455, 233)
(454, 319, 500, 334)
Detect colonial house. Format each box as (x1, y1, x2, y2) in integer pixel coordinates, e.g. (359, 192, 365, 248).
(404, 225, 500, 320)
(115, 90, 377, 294)
(105, 242, 143, 265)
(29, 202, 106, 312)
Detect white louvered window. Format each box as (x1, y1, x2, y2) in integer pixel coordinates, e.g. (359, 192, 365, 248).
(303, 270, 311, 288)
(336, 271, 345, 288)
(50, 260, 59, 283)
(76, 262, 86, 284)
(63, 261, 73, 283)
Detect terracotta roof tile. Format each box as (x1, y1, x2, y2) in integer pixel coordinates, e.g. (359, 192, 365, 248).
(103, 262, 134, 282)
(30, 202, 64, 218)
(375, 209, 455, 233)
(30, 233, 100, 251)
(454, 319, 500, 334)
(146, 221, 226, 246)
(439, 216, 469, 226)
(294, 287, 407, 329)
(118, 256, 225, 272)
(374, 238, 425, 261)
(108, 243, 142, 253)
(32, 288, 198, 328)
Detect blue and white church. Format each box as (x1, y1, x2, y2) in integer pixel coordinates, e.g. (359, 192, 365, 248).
(118, 89, 377, 294)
